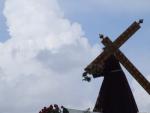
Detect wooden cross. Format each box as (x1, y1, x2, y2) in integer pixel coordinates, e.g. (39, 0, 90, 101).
(83, 19, 150, 95)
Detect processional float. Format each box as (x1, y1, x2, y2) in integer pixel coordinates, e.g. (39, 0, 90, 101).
(83, 19, 150, 113)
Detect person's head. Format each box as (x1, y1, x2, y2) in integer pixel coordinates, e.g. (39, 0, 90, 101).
(54, 104, 58, 108)
(61, 106, 64, 109)
(49, 105, 53, 109)
(43, 107, 47, 112)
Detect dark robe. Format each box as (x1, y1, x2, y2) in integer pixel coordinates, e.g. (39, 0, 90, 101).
(93, 55, 138, 113)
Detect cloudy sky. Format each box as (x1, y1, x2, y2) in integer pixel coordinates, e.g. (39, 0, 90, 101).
(0, 0, 150, 113)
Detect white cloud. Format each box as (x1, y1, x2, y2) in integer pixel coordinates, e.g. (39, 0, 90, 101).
(0, 0, 149, 113)
(0, 0, 100, 113)
(132, 75, 150, 112)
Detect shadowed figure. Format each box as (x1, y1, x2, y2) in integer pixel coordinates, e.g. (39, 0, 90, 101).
(93, 55, 138, 113)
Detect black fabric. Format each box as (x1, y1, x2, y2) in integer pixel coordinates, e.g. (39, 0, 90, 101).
(93, 55, 138, 113)
(62, 108, 69, 113)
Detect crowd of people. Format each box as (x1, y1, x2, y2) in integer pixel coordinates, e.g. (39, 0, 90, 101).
(39, 104, 69, 113)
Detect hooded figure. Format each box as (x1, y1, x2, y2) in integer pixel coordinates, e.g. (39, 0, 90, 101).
(93, 55, 138, 113)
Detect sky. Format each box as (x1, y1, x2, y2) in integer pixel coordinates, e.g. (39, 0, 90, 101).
(0, 0, 150, 113)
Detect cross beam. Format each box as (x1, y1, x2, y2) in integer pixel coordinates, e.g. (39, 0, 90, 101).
(102, 37, 150, 94)
(84, 20, 141, 75)
(83, 19, 150, 95)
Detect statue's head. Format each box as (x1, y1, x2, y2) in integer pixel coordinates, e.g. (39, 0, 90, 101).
(83, 55, 121, 81)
